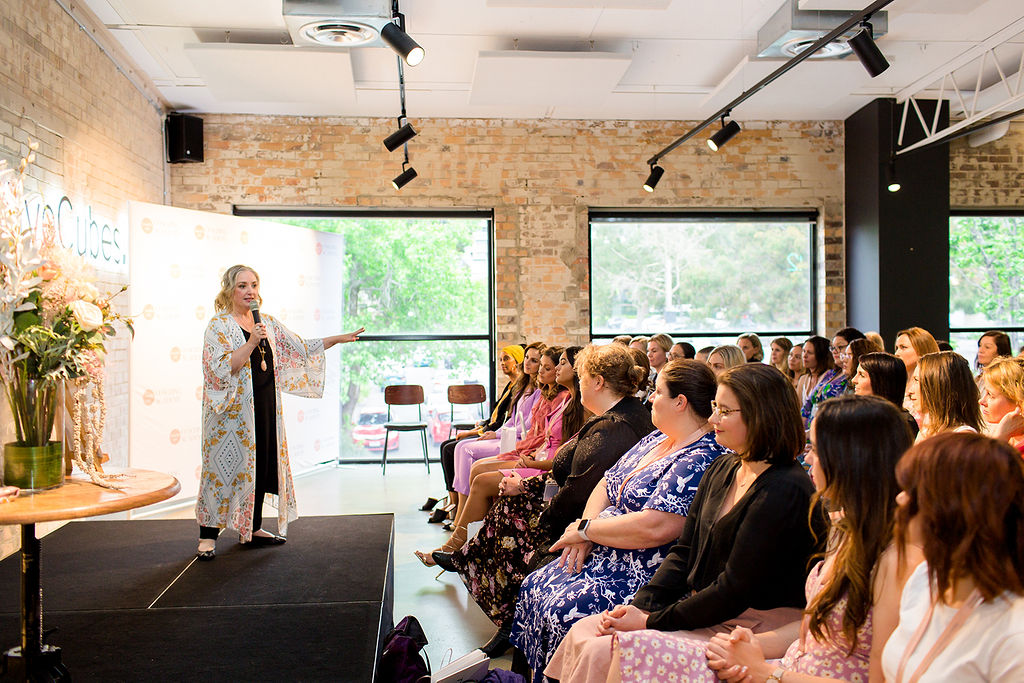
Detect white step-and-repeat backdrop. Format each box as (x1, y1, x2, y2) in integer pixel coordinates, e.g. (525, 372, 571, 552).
(128, 201, 343, 503)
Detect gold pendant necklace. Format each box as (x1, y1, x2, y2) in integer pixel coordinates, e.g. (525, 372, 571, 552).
(257, 343, 267, 372)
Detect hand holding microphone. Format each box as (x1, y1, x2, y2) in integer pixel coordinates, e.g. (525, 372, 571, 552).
(248, 301, 269, 347)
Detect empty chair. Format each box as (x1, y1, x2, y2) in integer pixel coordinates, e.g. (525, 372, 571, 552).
(382, 384, 430, 474)
(447, 383, 487, 439)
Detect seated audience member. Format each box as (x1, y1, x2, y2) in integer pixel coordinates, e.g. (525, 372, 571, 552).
(669, 341, 695, 361)
(737, 333, 765, 363)
(417, 347, 579, 565)
(865, 330, 885, 352)
(936, 340, 954, 352)
(840, 337, 882, 390)
(769, 337, 793, 377)
(795, 336, 830, 406)
(647, 333, 673, 373)
(545, 364, 822, 682)
(708, 344, 745, 377)
(894, 326, 940, 415)
(700, 395, 919, 683)
(695, 346, 715, 364)
(910, 351, 982, 442)
(629, 336, 649, 353)
(979, 355, 1024, 452)
(432, 344, 524, 516)
(854, 352, 918, 437)
(448, 343, 544, 519)
(800, 336, 846, 426)
(830, 327, 866, 368)
(788, 344, 805, 389)
(881, 432, 1024, 682)
(435, 343, 654, 656)
(510, 360, 728, 681)
(612, 335, 633, 346)
(628, 347, 652, 405)
(975, 329, 1012, 389)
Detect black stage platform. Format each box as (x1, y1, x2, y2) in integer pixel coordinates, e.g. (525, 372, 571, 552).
(0, 515, 394, 682)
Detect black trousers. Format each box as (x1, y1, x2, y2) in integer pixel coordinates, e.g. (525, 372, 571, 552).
(439, 437, 460, 491)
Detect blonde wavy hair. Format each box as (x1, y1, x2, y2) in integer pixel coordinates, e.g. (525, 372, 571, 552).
(214, 264, 262, 313)
(982, 355, 1024, 408)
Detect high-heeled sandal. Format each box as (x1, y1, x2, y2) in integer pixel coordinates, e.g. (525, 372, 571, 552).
(413, 525, 467, 568)
(420, 496, 441, 512)
(429, 500, 457, 524)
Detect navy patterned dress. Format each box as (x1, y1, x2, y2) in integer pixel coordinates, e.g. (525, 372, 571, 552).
(509, 430, 727, 680)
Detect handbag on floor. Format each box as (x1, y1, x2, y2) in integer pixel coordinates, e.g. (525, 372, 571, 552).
(379, 615, 431, 683)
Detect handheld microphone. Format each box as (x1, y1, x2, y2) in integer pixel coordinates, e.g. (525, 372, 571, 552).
(248, 301, 268, 349)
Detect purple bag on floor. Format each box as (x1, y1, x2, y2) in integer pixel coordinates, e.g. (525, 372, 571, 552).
(379, 615, 431, 683)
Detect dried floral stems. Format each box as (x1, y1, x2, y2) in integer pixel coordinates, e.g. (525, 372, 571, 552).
(70, 379, 122, 490)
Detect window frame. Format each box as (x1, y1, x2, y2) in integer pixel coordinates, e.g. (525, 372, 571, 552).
(948, 209, 1024, 339)
(234, 206, 496, 464)
(587, 209, 819, 343)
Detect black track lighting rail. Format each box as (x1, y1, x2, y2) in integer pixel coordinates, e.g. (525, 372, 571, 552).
(646, 0, 897, 167)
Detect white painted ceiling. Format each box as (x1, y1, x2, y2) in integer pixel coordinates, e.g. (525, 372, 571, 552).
(85, 0, 1024, 122)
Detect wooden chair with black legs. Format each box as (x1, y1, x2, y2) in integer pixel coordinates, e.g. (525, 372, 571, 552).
(381, 384, 430, 475)
(447, 383, 487, 439)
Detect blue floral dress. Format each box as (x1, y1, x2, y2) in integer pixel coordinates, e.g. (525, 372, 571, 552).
(801, 367, 849, 425)
(510, 430, 727, 680)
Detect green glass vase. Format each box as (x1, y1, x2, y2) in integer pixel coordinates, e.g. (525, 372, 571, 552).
(3, 365, 63, 490)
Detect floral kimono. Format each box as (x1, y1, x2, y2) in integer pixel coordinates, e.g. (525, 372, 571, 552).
(196, 311, 324, 541)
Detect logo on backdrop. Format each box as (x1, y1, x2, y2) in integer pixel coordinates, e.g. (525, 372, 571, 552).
(169, 429, 181, 445)
(170, 347, 181, 362)
(240, 231, 249, 244)
(170, 264, 181, 278)
(141, 218, 154, 234)
(143, 390, 155, 406)
(22, 194, 128, 268)
(195, 306, 205, 320)
(143, 304, 155, 320)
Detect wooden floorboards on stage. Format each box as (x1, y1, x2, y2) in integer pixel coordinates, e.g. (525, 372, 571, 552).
(0, 515, 394, 682)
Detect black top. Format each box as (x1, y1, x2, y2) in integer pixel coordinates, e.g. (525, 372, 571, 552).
(538, 396, 655, 540)
(242, 329, 278, 495)
(632, 453, 823, 631)
(481, 379, 518, 433)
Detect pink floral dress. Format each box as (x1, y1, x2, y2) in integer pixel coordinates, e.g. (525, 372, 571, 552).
(616, 562, 873, 682)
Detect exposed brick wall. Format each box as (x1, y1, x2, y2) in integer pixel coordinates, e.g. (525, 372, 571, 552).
(0, 0, 165, 557)
(171, 116, 848, 345)
(949, 121, 1024, 208)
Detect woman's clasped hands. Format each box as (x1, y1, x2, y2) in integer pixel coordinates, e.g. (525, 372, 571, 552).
(705, 626, 769, 683)
(595, 604, 650, 635)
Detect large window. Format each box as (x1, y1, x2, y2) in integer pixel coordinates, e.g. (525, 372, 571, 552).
(949, 212, 1024, 359)
(590, 212, 816, 345)
(239, 210, 494, 463)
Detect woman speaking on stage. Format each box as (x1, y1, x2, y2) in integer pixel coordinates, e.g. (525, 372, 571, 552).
(195, 264, 363, 560)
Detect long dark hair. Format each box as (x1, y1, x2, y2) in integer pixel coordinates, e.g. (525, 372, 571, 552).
(857, 353, 906, 406)
(978, 330, 1012, 369)
(804, 336, 835, 374)
(560, 346, 588, 438)
(807, 395, 912, 653)
(540, 346, 566, 401)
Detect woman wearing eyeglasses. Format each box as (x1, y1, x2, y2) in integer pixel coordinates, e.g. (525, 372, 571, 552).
(545, 364, 822, 682)
(509, 360, 728, 681)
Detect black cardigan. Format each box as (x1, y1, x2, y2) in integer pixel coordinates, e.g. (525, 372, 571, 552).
(480, 379, 519, 433)
(537, 396, 655, 540)
(632, 453, 823, 631)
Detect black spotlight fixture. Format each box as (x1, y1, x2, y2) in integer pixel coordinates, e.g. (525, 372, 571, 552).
(381, 20, 424, 67)
(392, 161, 418, 190)
(885, 159, 901, 193)
(707, 116, 741, 152)
(643, 164, 664, 193)
(383, 120, 417, 152)
(848, 21, 889, 78)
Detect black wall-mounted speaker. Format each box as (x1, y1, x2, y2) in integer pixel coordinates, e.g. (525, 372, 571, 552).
(165, 113, 204, 163)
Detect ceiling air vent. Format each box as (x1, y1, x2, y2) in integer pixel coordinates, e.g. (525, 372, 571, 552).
(757, 0, 887, 60)
(283, 0, 393, 48)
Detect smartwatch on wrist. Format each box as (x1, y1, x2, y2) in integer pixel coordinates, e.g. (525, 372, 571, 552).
(767, 667, 786, 682)
(577, 519, 591, 541)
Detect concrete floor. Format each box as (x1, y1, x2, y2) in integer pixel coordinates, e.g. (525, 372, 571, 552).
(148, 462, 512, 672)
